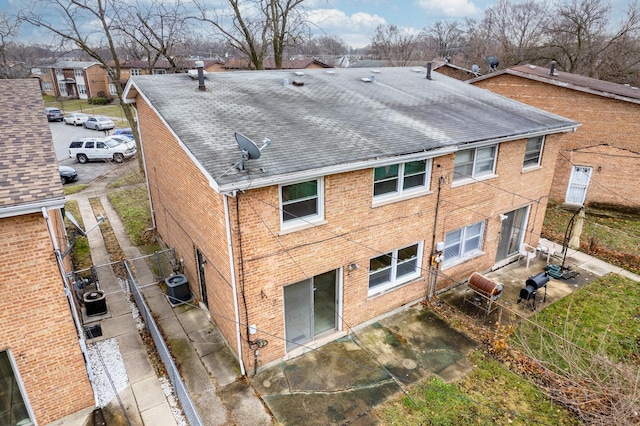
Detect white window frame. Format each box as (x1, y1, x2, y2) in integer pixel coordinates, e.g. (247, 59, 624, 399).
(279, 178, 325, 232)
(43, 82, 51, 91)
(74, 69, 83, 77)
(453, 145, 497, 184)
(0, 349, 36, 425)
(130, 68, 141, 76)
(77, 84, 86, 95)
(109, 83, 118, 96)
(442, 221, 485, 268)
(58, 82, 67, 96)
(372, 159, 432, 205)
(152, 69, 166, 75)
(368, 242, 423, 296)
(523, 136, 544, 169)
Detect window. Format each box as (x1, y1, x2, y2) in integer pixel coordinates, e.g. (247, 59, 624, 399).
(77, 84, 86, 95)
(443, 221, 485, 266)
(58, 82, 67, 96)
(152, 69, 166, 75)
(55, 69, 62, 76)
(373, 160, 431, 200)
(453, 146, 497, 182)
(369, 242, 422, 295)
(523, 136, 544, 168)
(0, 350, 34, 426)
(43, 82, 51, 91)
(280, 179, 323, 228)
(130, 68, 141, 76)
(109, 84, 117, 96)
(74, 69, 83, 77)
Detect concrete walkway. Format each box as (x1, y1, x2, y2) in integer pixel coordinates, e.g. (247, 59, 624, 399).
(53, 163, 272, 426)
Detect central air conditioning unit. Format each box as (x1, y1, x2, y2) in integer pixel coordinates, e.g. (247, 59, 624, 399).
(83, 290, 108, 316)
(165, 274, 191, 304)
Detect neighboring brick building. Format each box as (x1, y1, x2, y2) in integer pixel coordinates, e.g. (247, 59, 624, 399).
(123, 67, 577, 373)
(0, 79, 94, 424)
(471, 64, 640, 209)
(41, 61, 108, 100)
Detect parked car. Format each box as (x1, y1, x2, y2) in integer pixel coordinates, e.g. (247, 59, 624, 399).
(64, 112, 89, 126)
(45, 107, 64, 122)
(113, 127, 134, 139)
(69, 137, 137, 163)
(84, 116, 115, 131)
(59, 165, 78, 184)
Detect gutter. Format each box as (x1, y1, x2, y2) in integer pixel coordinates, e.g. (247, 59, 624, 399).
(223, 193, 246, 376)
(217, 124, 579, 194)
(0, 197, 66, 219)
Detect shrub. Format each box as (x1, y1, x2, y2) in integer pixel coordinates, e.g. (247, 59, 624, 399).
(88, 96, 109, 105)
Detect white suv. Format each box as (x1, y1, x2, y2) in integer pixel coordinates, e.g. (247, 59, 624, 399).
(69, 137, 137, 163)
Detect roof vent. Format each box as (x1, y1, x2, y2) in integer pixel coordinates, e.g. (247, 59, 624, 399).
(292, 80, 304, 86)
(426, 62, 432, 80)
(549, 61, 557, 77)
(294, 71, 305, 76)
(361, 77, 372, 83)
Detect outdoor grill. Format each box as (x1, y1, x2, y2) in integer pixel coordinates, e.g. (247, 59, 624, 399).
(517, 272, 550, 311)
(463, 272, 504, 315)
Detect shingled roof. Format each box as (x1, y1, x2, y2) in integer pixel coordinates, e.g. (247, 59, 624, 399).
(470, 64, 640, 104)
(125, 66, 579, 193)
(0, 79, 65, 217)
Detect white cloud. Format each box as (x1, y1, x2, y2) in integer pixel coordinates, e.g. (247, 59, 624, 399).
(416, 0, 480, 17)
(306, 8, 387, 48)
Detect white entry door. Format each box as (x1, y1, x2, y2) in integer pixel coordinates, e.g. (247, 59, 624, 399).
(566, 166, 592, 205)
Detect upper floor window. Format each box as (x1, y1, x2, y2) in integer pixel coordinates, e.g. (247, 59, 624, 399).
(152, 69, 166, 75)
(130, 68, 141, 76)
(373, 160, 431, 201)
(74, 69, 83, 77)
(280, 178, 324, 229)
(453, 145, 497, 182)
(55, 69, 62, 76)
(523, 136, 544, 168)
(368, 242, 423, 296)
(443, 221, 485, 267)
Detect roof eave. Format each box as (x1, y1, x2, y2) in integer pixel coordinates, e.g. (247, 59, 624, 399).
(0, 197, 66, 219)
(218, 123, 579, 194)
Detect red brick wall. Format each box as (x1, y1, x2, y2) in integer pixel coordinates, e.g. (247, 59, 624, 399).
(473, 74, 640, 207)
(136, 94, 564, 367)
(0, 214, 94, 424)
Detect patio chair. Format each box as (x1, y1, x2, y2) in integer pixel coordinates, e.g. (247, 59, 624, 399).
(519, 243, 537, 268)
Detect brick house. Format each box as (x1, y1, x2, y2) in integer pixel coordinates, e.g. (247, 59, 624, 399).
(0, 80, 94, 424)
(43, 61, 108, 100)
(123, 67, 577, 373)
(471, 64, 640, 209)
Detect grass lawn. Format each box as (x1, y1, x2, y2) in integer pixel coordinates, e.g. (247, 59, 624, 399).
(43, 95, 129, 126)
(376, 351, 578, 425)
(542, 203, 640, 274)
(63, 200, 91, 273)
(107, 185, 154, 247)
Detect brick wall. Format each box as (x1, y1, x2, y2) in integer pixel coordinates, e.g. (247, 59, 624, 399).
(473, 74, 640, 207)
(136, 94, 564, 368)
(0, 214, 94, 424)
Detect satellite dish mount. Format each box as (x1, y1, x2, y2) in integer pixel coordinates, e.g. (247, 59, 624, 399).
(235, 132, 271, 172)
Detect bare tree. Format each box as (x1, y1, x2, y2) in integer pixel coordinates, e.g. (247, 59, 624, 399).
(0, 10, 23, 78)
(193, 0, 308, 70)
(543, 0, 640, 79)
(424, 21, 466, 61)
(370, 24, 424, 66)
(113, 0, 192, 73)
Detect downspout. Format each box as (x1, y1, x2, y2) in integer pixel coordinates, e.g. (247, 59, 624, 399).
(428, 176, 445, 300)
(42, 207, 94, 382)
(223, 193, 246, 376)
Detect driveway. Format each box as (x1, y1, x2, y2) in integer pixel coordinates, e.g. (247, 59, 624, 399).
(51, 121, 137, 185)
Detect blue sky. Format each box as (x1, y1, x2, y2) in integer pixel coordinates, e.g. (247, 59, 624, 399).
(2, 0, 633, 49)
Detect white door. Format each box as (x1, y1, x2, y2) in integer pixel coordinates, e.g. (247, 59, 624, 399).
(565, 166, 592, 205)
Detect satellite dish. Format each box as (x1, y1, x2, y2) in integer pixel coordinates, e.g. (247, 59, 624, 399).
(65, 211, 105, 237)
(486, 56, 499, 72)
(234, 132, 271, 171)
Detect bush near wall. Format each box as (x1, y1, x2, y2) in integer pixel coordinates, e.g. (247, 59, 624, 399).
(88, 96, 109, 105)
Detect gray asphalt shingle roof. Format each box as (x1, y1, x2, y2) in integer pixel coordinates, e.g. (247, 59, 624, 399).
(128, 66, 578, 191)
(0, 79, 65, 215)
